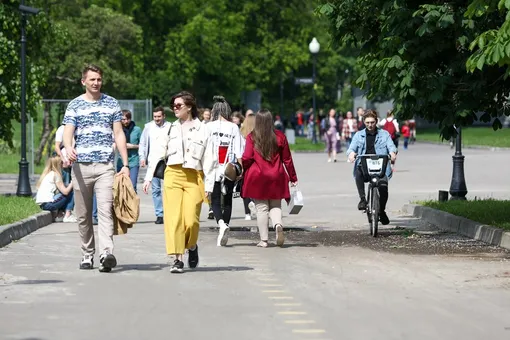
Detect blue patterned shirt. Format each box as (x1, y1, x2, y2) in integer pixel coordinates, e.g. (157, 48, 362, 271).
(63, 94, 122, 163)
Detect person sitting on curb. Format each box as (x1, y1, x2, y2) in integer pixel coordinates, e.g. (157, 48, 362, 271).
(35, 155, 75, 222)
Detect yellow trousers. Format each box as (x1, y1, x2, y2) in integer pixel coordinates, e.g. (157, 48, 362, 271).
(163, 165, 204, 255)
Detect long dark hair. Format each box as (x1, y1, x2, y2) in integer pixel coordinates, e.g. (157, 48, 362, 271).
(252, 109, 277, 161)
(211, 95, 232, 121)
(171, 91, 199, 119)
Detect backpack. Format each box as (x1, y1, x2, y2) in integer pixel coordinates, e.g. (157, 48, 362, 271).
(383, 120, 397, 139)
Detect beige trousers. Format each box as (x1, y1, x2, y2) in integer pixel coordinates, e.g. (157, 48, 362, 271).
(72, 162, 115, 256)
(253, 199, 283, 241)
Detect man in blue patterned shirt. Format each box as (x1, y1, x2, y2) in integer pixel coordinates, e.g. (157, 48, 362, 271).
(63, 64, 129, 273)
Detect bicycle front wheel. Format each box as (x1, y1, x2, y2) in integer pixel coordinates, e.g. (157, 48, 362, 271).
(371, 187, 379, 237)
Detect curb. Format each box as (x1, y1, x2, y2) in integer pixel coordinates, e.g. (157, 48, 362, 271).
(402, 204, 510, 250)
(0, 211, 53, 248)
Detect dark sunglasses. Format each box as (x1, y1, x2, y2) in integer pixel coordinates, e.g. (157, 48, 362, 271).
(173, 103, 185, 110)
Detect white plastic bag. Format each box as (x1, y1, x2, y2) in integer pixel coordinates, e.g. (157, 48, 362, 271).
(288, 187, 304, 215)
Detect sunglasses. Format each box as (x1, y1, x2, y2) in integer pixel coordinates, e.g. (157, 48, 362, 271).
(173, 103, 185, 110)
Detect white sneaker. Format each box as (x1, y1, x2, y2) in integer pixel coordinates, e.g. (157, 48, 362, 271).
(63, 215, 77, 223)
(217, 220, 230, 247)
(275, 224, 284, 247)
(248, 201, 257, 219)
(244, 214, 251, 221)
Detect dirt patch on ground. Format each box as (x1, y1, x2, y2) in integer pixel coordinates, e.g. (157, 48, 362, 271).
(228, 227, 510, 259)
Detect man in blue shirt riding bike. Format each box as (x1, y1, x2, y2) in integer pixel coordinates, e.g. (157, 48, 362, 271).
(347, 110, 397, 225)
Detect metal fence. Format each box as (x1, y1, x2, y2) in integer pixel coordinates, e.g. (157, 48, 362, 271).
(26, 99, 153, 178)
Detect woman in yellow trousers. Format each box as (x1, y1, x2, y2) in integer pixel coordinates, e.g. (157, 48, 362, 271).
(143, 91, 214, 273)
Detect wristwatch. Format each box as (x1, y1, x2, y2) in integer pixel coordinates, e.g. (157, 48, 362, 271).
(122, 164, 130, 169)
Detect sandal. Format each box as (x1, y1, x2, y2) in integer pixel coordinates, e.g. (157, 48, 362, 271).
(256, 241, 269, 248)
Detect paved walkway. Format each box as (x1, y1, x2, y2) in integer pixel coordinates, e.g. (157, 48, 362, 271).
(1, 143, 510, 339)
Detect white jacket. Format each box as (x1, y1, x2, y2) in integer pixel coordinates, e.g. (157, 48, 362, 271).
(138, 120, 170, 163)
(145, 119, 214, 184)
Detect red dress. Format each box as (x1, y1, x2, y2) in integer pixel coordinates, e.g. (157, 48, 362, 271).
(241, 130, 298, 202)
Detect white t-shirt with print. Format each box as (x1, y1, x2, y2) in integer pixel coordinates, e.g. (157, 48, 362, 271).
(35, 171, 60, 204)
(207, 120, 243, 182)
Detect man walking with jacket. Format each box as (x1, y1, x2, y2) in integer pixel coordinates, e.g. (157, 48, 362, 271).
(63, 64, 129, 273)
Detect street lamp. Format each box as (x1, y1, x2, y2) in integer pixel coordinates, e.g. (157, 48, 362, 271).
(16, 1, 41, 197)
(449, 125, 468, 200)
(309, 37, 320, 144)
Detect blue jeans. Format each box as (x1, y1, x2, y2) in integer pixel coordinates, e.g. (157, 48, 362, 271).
(40, 192, 74, 212)
(116, 164, 140, 193)
(152, 177, 163, 217)
(93, 194, 97, 220)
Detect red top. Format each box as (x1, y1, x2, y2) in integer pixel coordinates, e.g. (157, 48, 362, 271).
(401, 125, 411, 138)
(241, 130, 298, 202)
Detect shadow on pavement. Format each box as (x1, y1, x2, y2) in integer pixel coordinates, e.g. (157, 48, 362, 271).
(113, 263, 169, 272)
(189, 266, 253, 272)
(12, 279, 64, 285)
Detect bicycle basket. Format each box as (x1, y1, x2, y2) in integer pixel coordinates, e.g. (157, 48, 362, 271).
(360, 155, 389, 179)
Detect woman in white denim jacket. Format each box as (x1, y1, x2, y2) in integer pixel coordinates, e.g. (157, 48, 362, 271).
(143, 91, 214, 274)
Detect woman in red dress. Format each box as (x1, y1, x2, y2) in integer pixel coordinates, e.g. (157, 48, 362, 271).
(241, 109, 298, 247)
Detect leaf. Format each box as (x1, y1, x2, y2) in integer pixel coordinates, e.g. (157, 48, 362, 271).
(492, 118, 503, 130)
(476, 53, 486, 70)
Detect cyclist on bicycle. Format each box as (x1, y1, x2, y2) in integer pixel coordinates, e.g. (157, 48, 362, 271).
(347, 110, 397, 225)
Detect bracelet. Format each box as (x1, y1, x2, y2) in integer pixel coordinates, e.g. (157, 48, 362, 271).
(122, 165, 130, 169)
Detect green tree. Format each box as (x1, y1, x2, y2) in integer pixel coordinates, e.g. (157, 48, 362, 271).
(318, 0, 510, 137)
(0, 0, 51, 147)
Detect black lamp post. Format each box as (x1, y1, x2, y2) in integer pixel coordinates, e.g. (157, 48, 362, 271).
(309, 37, 320, 144)
(16, 1, 40, 197)
(449, 125, 468, 200)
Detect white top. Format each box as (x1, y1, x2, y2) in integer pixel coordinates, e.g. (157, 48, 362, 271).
(379, 117, 400, 132)
(35, 171, 60, 204)
(55, 125, 65, 143)
(206, 120, 243, 183)
(138, 120, 170, 164)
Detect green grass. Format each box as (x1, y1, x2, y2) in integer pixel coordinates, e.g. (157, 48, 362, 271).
(419, 199, 510, 231)
(417, 127, 510, 147)
(0, 196, 42, 226)
(0, 154, 44, 174)
(289, 137, 325, 152)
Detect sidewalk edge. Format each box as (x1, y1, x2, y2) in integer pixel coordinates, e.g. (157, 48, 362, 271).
(0, 211, 53, 248)
(402, 204, 510, 250)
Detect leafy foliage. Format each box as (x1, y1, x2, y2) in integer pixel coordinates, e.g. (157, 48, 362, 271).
(318, 0, 510, 138)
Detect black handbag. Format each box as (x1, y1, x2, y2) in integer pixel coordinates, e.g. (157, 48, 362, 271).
(153, 124, 173, 180)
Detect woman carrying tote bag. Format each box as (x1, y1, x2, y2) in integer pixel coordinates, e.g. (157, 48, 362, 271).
(241, 109, 298, 248)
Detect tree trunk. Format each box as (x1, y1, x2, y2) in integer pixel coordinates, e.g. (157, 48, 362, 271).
(34, 102, 53, 165)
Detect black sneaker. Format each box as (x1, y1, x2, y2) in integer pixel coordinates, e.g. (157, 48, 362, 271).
(208, 210, 214, 220)
(79, 255, 94, 270)
(379, 211, 390, 225)
(155, 217, 163, 224)
(170, 259, 184, 273)
(99, 252, 117, 273)
(188, 245, 199, 269)
(358, 198, 367, 211)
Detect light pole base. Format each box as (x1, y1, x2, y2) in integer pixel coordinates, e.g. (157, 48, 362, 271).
(449, 154, 467, 200)
(16, 160, 32, 197)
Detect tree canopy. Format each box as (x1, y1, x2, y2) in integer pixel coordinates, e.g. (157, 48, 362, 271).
(1, 0, 359, 148)
(318, 0, 510, 137)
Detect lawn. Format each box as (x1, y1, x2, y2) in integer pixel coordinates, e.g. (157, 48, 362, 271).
(417, 127, 510, 147)
(419, 199, 510, 231)
(0, 195, 42, 226)
(289, 136, 325, 152)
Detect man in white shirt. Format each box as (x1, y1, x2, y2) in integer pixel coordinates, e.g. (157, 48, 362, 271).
(139, 106, 169, 224)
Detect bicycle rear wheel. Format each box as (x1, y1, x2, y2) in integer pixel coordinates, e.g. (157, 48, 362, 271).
(371, 187, 380, 237)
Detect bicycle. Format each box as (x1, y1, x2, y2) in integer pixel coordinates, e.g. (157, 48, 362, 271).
(358, 154, 390, 237)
